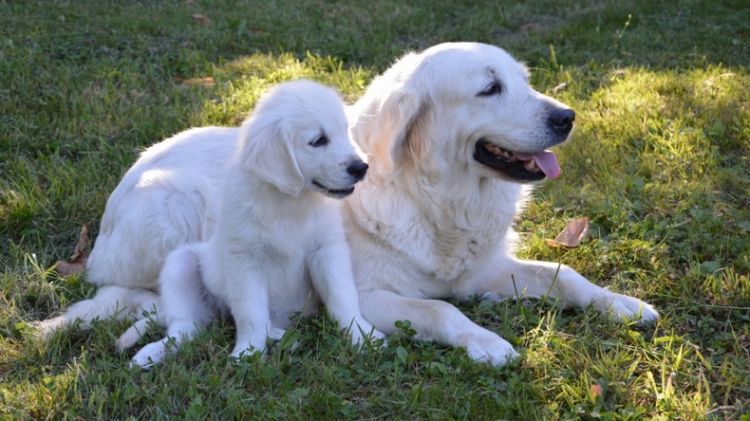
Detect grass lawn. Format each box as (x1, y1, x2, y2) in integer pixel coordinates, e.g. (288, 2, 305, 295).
(1, 0, 749, 419)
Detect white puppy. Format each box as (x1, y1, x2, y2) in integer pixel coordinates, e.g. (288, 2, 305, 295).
(38, 43, 657, 368)
(123, 80, 381, 367)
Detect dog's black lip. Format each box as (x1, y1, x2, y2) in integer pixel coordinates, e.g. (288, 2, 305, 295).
(473, 139, 546, 182)
(312, 180, 355, 197)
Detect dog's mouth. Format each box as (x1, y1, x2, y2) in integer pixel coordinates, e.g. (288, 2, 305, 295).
(312, 180, 356, 198)
(473, 139, 561, 182)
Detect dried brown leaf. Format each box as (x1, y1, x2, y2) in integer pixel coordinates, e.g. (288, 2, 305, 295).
(552, 82, 568, 94)
(520, 22, 539, 32)
(191, 13, 210, 25)
(546, 217, 589, 248)
(590, 383, 603, 400)
(181, 76, 215, 87)
(55, 225, 90, 276)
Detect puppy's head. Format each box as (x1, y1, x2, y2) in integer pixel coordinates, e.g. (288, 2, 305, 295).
(238, 80, 367, 198)
(351, 42, 574, 183)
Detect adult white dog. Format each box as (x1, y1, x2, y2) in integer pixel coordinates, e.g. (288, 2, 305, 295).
(38, 43, 657, 365)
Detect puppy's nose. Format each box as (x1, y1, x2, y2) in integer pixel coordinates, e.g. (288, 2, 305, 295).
(346, 160, 369, 180)
(548, 108, 575, 134)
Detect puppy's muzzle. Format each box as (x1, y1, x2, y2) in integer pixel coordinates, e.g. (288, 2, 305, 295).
(346, 160, 369, 181)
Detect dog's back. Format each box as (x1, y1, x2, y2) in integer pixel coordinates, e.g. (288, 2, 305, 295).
(86, 127, 239, 290)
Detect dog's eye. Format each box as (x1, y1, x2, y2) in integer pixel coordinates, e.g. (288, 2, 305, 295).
(478, 81, 503, 97)
(309, 134, 329, 147)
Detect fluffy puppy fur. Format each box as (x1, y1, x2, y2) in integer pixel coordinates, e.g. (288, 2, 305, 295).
(38, 43, 657, 367)
(120, 80, 382, 366)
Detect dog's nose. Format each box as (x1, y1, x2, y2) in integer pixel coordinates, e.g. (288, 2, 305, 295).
(548, 108, 575, 134)
(346, 160, 369, 180)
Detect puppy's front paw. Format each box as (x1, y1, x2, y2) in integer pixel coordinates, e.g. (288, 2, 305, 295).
(230, 347, 264, 360)
(131, 339, 168, 368)
(349, 322, 387, 348)
(230, 337, 266, 360)
(267, 327, 286, 341)
(597, 292, 659, 324)
(457, 329, 519, 366)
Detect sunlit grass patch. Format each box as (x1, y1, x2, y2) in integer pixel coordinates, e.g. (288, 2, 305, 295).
(531, 67, 749, 269)
(195, 52, 374, 126)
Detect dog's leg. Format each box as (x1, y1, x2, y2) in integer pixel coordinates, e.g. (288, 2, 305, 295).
(467, 256, 658, 323)
(130, 246, 215, 367)
(116, 317, 155, 352)
(308, 243, 385, 346)
(33, 286, 159, 340)
(221, 269, 272, 359)
(360, 289, 518, 365)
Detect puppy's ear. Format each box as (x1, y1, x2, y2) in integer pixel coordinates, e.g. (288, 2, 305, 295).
(239, 119, 305, 197)
(350, 54, 427, 174)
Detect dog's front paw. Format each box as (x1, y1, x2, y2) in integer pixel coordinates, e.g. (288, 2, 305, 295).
(597, 292, 659, 324)
(457, 329, 519, 366)
(131, 339, 169, 368)
(349, 322, 387, 348)
(230, 338, 266, 360)
(230, 347, 264, 360)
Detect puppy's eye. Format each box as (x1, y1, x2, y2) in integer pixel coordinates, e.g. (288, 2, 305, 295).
(478, 81, 503, 97)
(309, 134, 329, 147)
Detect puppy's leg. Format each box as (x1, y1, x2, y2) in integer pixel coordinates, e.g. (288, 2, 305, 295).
(308, 243, 385, 346)
(131, 246, 215, 367)
(222, 269, 272, 359)
(116, 317, 155, 352)
(468, 256, 658, 323)
(33, 286, 159, 340)
(360, 289, 518, 366)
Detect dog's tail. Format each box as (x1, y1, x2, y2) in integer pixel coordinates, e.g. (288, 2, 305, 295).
(33, 286, 160, 340)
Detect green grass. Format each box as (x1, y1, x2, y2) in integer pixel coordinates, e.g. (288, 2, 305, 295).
(1, 0, 749, 419)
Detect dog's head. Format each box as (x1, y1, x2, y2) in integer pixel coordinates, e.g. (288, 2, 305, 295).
(238, 80, 367, 198)
(351, 42, 574, 183)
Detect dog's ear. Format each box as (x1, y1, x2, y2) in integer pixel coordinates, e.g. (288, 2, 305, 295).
(350, 54, 427, 174)
(239, 118, 305, 197)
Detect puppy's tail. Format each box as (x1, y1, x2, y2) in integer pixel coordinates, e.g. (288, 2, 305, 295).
(33, 286, 159, 340)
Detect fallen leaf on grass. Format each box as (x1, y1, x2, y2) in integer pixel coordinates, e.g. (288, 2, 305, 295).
(520, 22, 539, 33)
(552, 82, 568, 94)
(546, 217, 589, 248)
(180, 76, 215, 87)
(590, 383, 603, 401)
(55, 224, 90, 276)
(191, 13, 210, 25)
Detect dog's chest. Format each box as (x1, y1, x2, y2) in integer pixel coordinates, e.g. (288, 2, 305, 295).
(429, 223, 503, 283)
(373, 209, 508, 284)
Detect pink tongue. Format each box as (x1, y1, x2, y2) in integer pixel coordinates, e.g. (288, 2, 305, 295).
(516, 151, 561, 179)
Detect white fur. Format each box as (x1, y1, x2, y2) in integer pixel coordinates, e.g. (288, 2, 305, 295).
(344, 43, 657, 365)
(128, 80, 382, 367)
(38, 43, 657, 367)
